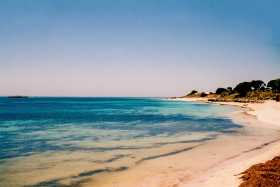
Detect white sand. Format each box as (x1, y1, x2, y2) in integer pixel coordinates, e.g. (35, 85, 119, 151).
(180, 138, 280, 187)
(180, 100, 280, 187)
(213, 100, 280, 126)
(171, 97, 209, 102)
(246, 100, 280, 126)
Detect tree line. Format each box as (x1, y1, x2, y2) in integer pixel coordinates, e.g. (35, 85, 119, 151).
(215, 78, 280, 97)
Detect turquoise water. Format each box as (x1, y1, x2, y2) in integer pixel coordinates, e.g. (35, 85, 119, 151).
(0, 97, 241, 186)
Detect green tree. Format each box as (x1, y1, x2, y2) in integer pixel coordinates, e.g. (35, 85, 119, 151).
(234, 82, 252, 97)
(251, 80, 266, 90)
(200, 92, 208, 97)
(215, 88, 227, 94)
(187, 90, 198, 96)
(227, 87, 233, 92)
(267, 79, 280, 92)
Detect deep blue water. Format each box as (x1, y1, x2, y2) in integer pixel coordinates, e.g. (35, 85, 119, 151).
(0, 97, 241, 161)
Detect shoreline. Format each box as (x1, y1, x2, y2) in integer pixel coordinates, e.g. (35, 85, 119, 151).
(174, 97, 280, 126)
(174, 98, 280, 187)
(81, 99, 280, 187)
(3, 98, 278, 187)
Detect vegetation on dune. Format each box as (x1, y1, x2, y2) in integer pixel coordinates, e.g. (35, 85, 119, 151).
(250, 80, 266, 90)
(234, 82, 254, 97)
(277, 95, 280, 102)
(227, 87, 233, 92)
(182, 78, 280, 102)
(267, 79, 280, 92)
(184, 90, 199, 97)
(200, 92, 208, 97)
(215, 88, 227, 95)
(233, 80, 265, 97)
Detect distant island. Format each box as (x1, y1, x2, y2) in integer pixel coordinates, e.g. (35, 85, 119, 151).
(7, 96, 29, 99)
(175, 78, 280, 102)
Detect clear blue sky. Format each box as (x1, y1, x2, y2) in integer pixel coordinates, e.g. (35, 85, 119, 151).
(1, 0, 279, 96)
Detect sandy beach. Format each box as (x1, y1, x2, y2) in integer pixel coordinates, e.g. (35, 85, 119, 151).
(175, 99, 280, 187)
(78, 99, 280, 187)
(1, 98, 279, 187)
(2, 1, 279, 186)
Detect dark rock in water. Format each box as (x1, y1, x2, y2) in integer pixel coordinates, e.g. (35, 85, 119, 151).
(7, 96, 29, 99)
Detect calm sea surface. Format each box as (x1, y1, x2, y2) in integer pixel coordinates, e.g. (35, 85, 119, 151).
(0, 97, 241, 186)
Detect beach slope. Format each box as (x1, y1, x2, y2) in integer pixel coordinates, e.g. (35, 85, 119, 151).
(181, 100, 280, 187)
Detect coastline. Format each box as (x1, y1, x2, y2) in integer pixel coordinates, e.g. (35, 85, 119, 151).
(81, 99, 280, 187)
(175, 97, 280, 126)
(176, 98, 280, 187)
(3, 98, 278, 187)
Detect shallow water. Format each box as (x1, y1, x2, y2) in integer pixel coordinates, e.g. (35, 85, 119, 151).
(0, 97, 241, 187)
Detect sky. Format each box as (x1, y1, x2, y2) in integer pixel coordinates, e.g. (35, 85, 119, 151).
(0, 0, 279, 97)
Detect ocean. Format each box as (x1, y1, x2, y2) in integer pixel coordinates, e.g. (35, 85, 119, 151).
(0, 97, 241, 187)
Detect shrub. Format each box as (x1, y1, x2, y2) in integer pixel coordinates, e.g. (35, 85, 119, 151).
(234, 82, 252, 97)
(187, 90, 198, 96)
(200, 92, 208, 97)
(216, 88, 227, 94)
(267, 79, 280, 92)
(276, 95, 280, 102)
(251, 80, 266, 90)
(227, 87, 233, 92)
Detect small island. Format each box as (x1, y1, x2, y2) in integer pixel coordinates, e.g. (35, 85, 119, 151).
(7, 96, 29, 99)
